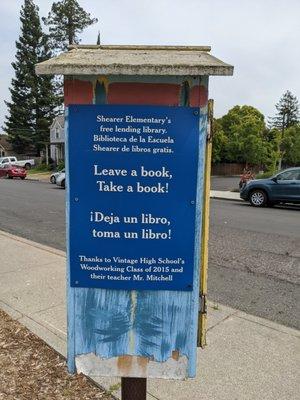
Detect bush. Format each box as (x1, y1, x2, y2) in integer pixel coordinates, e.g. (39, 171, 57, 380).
(31, 163, 53, 172)
(56, 161, 65, 171)
(255, 171, 275, 179)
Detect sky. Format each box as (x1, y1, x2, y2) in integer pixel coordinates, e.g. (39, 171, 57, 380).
(0, 0, 300, 130)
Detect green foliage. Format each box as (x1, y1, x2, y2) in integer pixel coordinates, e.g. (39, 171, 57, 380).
(269, 90, 299, 131)
(255, 171, 275, 179)
(96, 31, 101, 45)
(212, 102, 300, 170)
(108, 383, 121, 394)
(30, 163, 53, 172)
(282, 124, 300, 165)
(3, 0, 58, 154)
(269, 91, 300, 169)
(43, 0, 98, 52)
(212, 119, 227, 163)
(56, 161, 65, 170)
(213, 105, 269, 165)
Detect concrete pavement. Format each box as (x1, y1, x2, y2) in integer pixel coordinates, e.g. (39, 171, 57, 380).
(0, 229, 299, 400)
(210, 190, 241, 201)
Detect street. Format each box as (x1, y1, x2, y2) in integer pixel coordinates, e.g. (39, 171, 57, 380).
(0, 178, 299, 329)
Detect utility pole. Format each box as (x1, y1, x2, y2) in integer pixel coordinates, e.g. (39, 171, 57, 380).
(45, 143, 49, 165)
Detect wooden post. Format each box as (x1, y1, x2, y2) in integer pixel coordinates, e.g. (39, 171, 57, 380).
(121, 377, 147, 400)
(197, 99, 214, 348)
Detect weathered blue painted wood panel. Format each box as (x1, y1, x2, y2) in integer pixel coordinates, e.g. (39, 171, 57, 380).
(66, 75, 208, 379)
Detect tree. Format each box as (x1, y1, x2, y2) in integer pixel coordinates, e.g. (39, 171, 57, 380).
(269, 91, 299, 169)
(262, 128, 281, 173)
(282, 124, 300, 166)
(3, 0, 58, 154)
(35, 36, 60, 152)
(43, 0, 98, 52)
(96, 31, 101, 45)
(212, 119, 227, 164)
(215, 105, 269, 166)
(270, 91, 299, 130)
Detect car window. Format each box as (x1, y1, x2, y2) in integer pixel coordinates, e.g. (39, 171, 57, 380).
(277, 170, 300, 181)
(1, 158, 9, 164)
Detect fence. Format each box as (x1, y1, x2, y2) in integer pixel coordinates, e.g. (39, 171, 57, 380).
(211, 163, 263, 176)
(14, 154, 42, 165)
(212, 163, 245, 176)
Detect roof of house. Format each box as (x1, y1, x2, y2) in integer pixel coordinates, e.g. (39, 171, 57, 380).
(50, 115, 64, 130)
(35, 45, 234, 77)
(0, 134, 13, 151)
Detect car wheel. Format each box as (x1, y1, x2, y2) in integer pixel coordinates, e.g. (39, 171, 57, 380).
(50, 176, 56, 184)
(249, 190, 267, 207)
(20, 177, 25, 180)
(8, 175, 13, 179)
(61, 179, 65, 189)
(25, 163, 31, 170)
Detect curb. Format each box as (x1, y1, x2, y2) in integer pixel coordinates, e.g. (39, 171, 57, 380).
(25, 172, 52, 182)
(210, 194, 243, 202)
(25, 178, 51, 183)
(0, 230, 66, 258)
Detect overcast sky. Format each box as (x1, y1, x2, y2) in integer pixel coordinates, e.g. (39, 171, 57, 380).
(1, 0, 299, 130)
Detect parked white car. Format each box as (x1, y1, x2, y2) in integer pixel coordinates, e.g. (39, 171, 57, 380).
(50, 168, 65, 184)
(0, 156, 35, 169)
(56, 172, 66, 188)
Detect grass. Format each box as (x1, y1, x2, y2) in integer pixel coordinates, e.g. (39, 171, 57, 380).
(27, 169, 51, 176)
(28, 163, 53, 174)
(108, 383, 121, 394)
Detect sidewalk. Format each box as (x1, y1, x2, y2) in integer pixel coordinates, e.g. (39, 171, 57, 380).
(210, 190, 241, 201)
(0, 230, 299, 400)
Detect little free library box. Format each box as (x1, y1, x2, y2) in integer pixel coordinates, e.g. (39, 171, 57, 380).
(36, 45, 233, 380)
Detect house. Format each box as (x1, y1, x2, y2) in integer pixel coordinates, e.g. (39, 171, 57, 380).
(0, 134, 14, 157)
(50, 116, 65, 164)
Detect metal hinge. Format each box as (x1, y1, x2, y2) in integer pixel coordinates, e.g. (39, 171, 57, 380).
(207, 99, 214, 141)
(200, 293, 207, 314)
(197, 294, 207, 348)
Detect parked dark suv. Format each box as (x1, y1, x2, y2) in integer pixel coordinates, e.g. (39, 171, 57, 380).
(240, 167, 300, 207)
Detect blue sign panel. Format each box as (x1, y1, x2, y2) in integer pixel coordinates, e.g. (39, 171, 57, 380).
(68, 105, 200, 291)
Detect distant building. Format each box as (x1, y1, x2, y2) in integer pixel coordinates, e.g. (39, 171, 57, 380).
(0, 134, 14, 157)
(50, 116, 65, 164)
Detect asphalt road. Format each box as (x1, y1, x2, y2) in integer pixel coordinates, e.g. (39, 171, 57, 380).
(0, 179, 299, 329)
(0, 179, 66, 249)
(209, 199, 300, 329)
